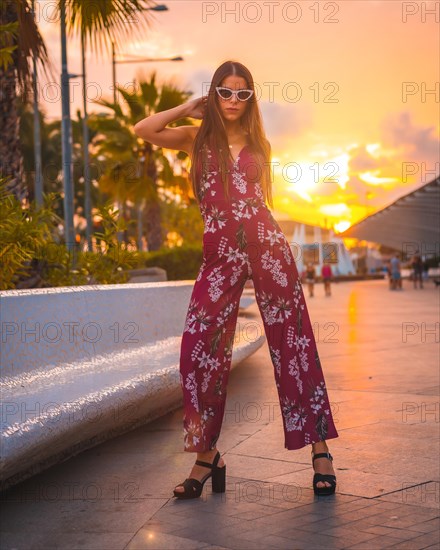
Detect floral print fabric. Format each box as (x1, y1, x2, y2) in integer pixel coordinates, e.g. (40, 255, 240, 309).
(179, 144, 339, 451)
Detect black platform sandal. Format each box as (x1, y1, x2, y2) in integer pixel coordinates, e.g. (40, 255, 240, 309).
(173, 451, 226, 499)
(311, 450, 337, 496)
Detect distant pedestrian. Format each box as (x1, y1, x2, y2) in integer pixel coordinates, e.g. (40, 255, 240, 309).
(386, 262, 393, 289)
(411, 255, 424, 289)
(383, 263, 392, 289)
(305, 262, 316, 297)
(321, 262, 333, 296)
(422, 258, 429, 282)
(390, 253, 402, 290)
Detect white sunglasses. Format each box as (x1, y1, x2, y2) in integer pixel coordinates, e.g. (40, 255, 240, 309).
(215, 86, 254, 101)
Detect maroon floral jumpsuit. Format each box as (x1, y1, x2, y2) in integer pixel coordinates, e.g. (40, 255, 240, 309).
(179, 143, 339, 452)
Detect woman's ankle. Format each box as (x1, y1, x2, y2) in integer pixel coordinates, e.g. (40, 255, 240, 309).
(312, 440, 329, 453)
(197, 447, 218, 459)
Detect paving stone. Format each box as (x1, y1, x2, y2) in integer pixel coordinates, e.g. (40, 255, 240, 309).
(139, 519, 192, 535)
(355, 523, 429, 541)
(268, 531, 346, 549)
(125, 530, 211, 549)
(374, 481, 440, 510)
(0, 531, 134, 550)
(385, 531, 440, 549)
(232, 507, 282, 520)
(406, 517, 440, 534)
(228, 519, 299, 541)
(151, 525, 280, 549)
(326, 525, 397, 544)
(378, 514, 439, 530)
(345, 535, 402, 549)
(258, 533, 333, 549)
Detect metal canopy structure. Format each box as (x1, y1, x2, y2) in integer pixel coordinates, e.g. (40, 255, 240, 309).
(338, 176, 440, 254)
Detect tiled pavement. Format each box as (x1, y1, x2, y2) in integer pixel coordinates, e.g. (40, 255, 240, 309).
(1, 279, 439, 549)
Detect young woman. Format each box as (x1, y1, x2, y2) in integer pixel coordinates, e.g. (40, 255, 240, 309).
(321, 262, 333, 297)
(134, 61, 339, 499)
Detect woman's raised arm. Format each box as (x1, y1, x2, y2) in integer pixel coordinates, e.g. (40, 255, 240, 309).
(133, 96, 207, 154)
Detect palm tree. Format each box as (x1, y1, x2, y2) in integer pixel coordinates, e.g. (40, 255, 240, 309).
(0, 0, 53, 202)
(19, 100, 62, 206)
(89, 71, 195, 251)
(19, 100, 103, 224)
(1, 0, 158, 205)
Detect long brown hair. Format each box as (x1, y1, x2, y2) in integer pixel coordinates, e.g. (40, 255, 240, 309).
(189, 61, 274, 209)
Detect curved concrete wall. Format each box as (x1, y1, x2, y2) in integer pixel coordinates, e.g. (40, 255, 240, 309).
(0, 282, 265, 489)
(1, 282, 195, 376)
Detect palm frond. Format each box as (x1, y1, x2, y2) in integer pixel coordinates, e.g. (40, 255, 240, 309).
(156, 83, 192, 114)
(117, 86, 145, 122)
(0, 0, 56, 97)
(138, 72, 158, 110)
(66, 0, 158, 58)
(92, 98, 125, 119)
(0, 21, 18, 70)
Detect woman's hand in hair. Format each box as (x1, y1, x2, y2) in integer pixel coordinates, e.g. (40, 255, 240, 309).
(185, 95, 208, 120)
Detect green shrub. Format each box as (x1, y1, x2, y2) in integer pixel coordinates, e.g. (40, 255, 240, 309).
(0, 177, 61, 289)
(0, 178, 140, 289)
(141, 244, 203, 280)
(0, 177, 203, 288)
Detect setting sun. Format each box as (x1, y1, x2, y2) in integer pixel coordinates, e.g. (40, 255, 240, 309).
(334, 220, 352, 233)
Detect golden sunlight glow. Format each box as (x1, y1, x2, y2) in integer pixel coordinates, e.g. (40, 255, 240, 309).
(166, 231, 183, 247)
(273, 150, 353, 204)
(365, 143, 399, 159)
(272, 158, 312, 202)
(360, 171, 398, 185)
(284, 161, 318, 202)
(319, 203, 351, 217)
(311, 149, 329, 158)
(334, 220, 351, 233)
(347, 290, 358, 345)
(366, 143, 380, 155)
(331, 153, 350, 190)
(287, 152, 351, 192)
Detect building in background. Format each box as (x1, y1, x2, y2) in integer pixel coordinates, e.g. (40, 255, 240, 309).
(338, 176, 440, 260)
(273, 214, 356, 276)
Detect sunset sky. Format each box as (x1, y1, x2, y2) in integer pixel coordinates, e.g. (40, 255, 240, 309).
(36, 0, 439, 231)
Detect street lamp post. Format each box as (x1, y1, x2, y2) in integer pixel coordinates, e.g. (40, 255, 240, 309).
(60, 0, 75, 256)
(110, 32, 183, 249)
(111, 48, 183, 106)
(110, 51, 183, 248)
(112, 50, 183, 246)
(107, 5, 173, 245)
(31, 0, 43, 209)
(58, 2, 171, 255)
(81, 30, 92, 252)
(111, 3, 171, 106)
(112, 41, 117, 107)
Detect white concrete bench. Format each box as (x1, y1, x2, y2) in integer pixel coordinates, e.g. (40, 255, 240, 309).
(0, 282, 264, 490)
